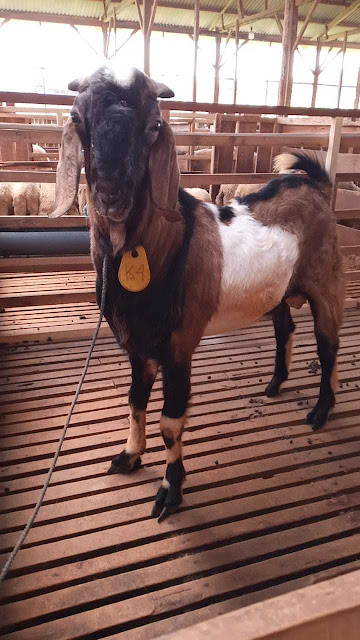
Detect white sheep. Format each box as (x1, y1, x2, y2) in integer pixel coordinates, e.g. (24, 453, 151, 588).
(12, 183, 40, 216)
(0, 183, 13, 216)
(184, 187, 212, 202)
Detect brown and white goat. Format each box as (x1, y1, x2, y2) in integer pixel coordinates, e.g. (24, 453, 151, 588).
(52, 67, 344, 522)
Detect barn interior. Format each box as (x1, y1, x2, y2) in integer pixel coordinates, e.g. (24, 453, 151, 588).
(1, 2, 360, 639)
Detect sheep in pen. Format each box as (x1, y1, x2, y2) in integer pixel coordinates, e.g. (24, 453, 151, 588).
(52, 66, 344, 522)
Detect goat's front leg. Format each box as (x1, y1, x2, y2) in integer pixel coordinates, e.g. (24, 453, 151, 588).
(152, 355, 191, 522)
(108, 356, 158, 474)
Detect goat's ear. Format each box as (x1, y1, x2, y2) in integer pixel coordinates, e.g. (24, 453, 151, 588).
(50, 118, 82, 218)
(155, 82, 175, 99)
(68, 78, 82, 92)
(149, 120, 180, 212)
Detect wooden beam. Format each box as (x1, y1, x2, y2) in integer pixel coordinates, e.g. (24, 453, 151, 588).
(69, 23, 100, 57)
(229, 3, 287, 29)
(219, 28, 233, 66)
(234, 20, 239, 103)
(143, 0, 151, 75)
(326, 117, 343, 197)
(147, 0, 158, 37)
(293, 0, 320, 50)
(286, 2, 298, 104)
(193, 0, 200, 102)
(311, 39, 322, 106)
(274, 13, 283, 34)
(326, 25, 360, 40)
(214, 34, 221, 104)
(327, 0, 360, 35)
(1, 9, 360, 49)
(109, 27, 139, 58)
(237, 0, 244, 19)
(134, 0, 144, 30)
(2, 95, 360, 119)
(354, 67, 360, 108)
(278, 0, 297, 106)
(143, 569, 360, 640)
(337, 32, 347, 107)
(0, 256, 93, 273)
(0, 216, 88, 229)
(208, 0, 235, 30)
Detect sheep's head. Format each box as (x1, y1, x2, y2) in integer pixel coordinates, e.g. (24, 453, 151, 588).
(52, 66, 179, 222)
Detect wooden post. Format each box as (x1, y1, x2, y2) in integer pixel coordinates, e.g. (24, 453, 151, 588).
(233, 19, 239, 104)
(193, 0, 200, 102)
(311, 39, 321, 108)
(337, 33, 347, 108)
(326, 116, 343, 209)
(214, 34, 221, 104)
(102, 24, 109, 59)
(278, 0, 297, 106)
(355, 67, 360, 108)
(143, 0, 151, 76)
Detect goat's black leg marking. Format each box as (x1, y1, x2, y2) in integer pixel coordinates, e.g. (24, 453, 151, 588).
(306, 332, 338, 431)
(108, 356, 158, 475)
(151, 356, 190, 522)
(265, 301, 295, 398)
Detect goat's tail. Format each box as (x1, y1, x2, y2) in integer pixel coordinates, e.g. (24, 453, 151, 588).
(273, 151, 332, 203)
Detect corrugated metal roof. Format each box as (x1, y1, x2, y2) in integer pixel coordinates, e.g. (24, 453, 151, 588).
(1, 0, 360, 44)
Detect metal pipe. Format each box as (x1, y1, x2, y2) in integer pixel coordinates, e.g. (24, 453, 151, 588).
(0, 230, 90, 257)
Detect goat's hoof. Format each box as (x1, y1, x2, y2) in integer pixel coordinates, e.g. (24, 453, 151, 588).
(107, 451, 141, 475)
(265, 378, 281, 398)
(306, 406, 328, 431)
(151, 486, 182, 523)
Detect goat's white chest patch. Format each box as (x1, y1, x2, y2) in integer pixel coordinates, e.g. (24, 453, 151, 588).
(205, 203, 299, 335)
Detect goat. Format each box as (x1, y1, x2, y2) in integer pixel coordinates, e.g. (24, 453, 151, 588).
(52, 67, 344, 522)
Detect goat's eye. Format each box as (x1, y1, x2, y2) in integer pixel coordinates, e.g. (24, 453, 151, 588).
(71, 112, 81, 125)
(150, 122, 161, 133)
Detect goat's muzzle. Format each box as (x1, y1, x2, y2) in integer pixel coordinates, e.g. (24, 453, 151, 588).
(93, 179, 133, 220)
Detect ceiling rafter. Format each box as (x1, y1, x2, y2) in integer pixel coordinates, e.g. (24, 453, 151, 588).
(312, 0, 360, 39)
(293, 0, 320, 50)
(1, 6, 360, 48)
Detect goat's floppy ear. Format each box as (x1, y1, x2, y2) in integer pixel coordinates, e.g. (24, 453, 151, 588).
(149, 120, 180, 213)
(68, 78, 82, 92)
(50, 118, 82, 218)
(155, 82, 175, 99)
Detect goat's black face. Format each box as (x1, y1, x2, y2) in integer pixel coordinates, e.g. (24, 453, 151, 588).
(70, 67, 174, 221)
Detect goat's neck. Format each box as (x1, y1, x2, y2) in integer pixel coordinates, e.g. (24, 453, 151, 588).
(126, 195, 184, 281)
(89, 188, 184, 282)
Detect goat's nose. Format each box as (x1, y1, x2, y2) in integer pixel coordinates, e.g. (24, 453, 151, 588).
(96, 179, 118, 206)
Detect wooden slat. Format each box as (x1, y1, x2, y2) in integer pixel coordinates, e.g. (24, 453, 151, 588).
(0, 256, 93, 273)
(1, 307, 360, 639)
(2, 91, 360, 116)
(0, 216, 88, 229)
(155, 569, 360, 640)
(1, 126, 360, 149)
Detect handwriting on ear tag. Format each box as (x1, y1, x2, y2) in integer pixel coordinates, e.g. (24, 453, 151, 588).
(118, 245, 151, 292)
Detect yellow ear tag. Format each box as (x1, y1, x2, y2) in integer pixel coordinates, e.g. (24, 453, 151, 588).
(118, 245, 151, 292)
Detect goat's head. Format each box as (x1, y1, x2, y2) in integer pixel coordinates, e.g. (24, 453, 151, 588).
(52, 66, 179, 222)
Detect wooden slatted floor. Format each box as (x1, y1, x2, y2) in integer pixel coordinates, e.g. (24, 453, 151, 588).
(1, 308, 360, 639)
(1, 270, 359, 316)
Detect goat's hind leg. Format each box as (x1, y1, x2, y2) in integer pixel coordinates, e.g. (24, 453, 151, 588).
(152, 354, 190, 522)
(108, 356, 158, 474)
(265, 300, 295, 398)
(306, 297, 340, 431)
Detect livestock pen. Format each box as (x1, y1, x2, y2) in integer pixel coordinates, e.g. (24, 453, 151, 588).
(1, 94, 360, 640)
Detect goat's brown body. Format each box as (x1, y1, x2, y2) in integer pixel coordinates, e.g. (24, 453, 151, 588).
(53, 67, 344, 521)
